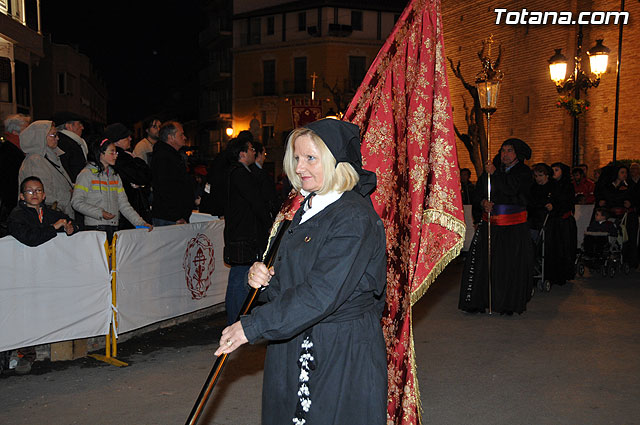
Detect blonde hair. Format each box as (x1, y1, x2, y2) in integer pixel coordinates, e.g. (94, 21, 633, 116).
(283, 127, 359, 195)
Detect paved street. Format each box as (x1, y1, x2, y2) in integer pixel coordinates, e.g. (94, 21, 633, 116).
(2, 260, 639, 425)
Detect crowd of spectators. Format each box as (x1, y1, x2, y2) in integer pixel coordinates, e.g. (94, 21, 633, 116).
(0, 113, 284, 374)
(0, 114, 223, 242)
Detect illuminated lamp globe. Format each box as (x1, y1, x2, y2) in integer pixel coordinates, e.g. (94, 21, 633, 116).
(475, 78, 501, 114)
(587, 39, 610, 77)
(225, 127, 234, 137)
(548, 49, 568, 86)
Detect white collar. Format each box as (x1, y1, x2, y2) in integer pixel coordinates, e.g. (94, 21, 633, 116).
(60, 129, 88, 157)
(299, 190, 343, 224)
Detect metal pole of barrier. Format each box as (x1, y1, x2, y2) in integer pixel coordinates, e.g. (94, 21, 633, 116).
(104, 239, 112, 359)
(110, 234, 118, 358)
(89, 234, 128, 367)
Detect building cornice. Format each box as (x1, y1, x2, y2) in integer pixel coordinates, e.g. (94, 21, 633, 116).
(234, 0, 407, 19)
(0, 13, 43, 57)
(233, 37, 384, 53)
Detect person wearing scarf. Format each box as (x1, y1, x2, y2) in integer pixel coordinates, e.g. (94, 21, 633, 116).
(214, 119, 387, 425)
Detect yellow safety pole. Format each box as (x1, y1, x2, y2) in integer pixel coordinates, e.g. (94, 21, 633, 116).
(89, 234, 128, 367)
(105, 239, 112, 359)
(110, 234, 118, 358)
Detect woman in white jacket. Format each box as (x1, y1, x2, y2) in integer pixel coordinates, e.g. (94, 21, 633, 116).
(18, 120, 75, 218)
(72, 135, 152, 241)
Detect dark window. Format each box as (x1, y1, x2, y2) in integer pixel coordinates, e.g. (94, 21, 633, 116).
(15, 61, 30, 107)
(298, 12, 306, 31)
(349, 56, 366, 91)
(0, 57, 12, 102)
(57, 73, 66, 95)
(263, 60, 276, 96)
(220, 50, 231, 73)
(267, 16, 275, 35)
(221, 87, 231, 114)
(351, 11, 363, 31)
(25, 0, 38, 31)
(262, 126, 274, 146)
(294, 57, 307, 93)
(248, 17, 261, 45)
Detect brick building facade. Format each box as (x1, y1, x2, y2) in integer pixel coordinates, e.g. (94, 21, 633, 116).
(442, 0, 639, 179)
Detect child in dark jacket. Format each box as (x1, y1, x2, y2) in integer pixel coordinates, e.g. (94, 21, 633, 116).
(587, 208, 617, 237)
(8, 176, 78, 247)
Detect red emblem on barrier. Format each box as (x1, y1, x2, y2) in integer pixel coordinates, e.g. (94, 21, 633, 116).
(183, 233, 215, 300)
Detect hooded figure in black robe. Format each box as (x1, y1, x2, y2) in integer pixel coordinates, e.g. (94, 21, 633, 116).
(216, 119, 387, 425)
(545, 162, 577, 285)
(459, 138, 534, 314)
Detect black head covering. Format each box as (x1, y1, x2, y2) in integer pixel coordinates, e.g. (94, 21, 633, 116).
(52, 111, 84, 126)
(303, 119, 377, 196)
(551, 162, 571, 183)
(103, 123, 131, 144)
(501, 138, 532, 161)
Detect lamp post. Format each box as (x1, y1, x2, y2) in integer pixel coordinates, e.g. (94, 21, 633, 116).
(475, 36, 503, 315)
(548, 25, 610, 167)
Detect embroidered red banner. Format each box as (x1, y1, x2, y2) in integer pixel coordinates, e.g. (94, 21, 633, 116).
(344, 0, 465, 423)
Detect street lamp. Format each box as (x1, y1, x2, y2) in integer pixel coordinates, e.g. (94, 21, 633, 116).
(475, 35, 503, 315)
(548, 26, 610, 167)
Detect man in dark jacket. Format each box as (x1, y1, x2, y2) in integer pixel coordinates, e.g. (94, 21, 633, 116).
(53, 112, 87, 182)
(104, 123, 153, 228)
(151, 121, 194, 226)
(223, 137, 272, 324)
(0, 114, 29, 235)
(250, 141, 280, 219)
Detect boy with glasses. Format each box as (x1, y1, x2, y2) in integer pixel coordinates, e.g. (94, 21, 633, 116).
(7, 176, 78, 247)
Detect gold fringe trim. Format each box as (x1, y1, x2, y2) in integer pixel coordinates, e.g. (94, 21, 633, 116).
(408, 209, 465, 423)
(423, 209, 466, 238)
(410, 209, 465, 306)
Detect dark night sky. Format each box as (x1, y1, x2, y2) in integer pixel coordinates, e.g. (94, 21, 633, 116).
(40, 0, 206, 125)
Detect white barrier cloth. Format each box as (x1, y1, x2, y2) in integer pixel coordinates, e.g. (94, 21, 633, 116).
(0, 232, 111, 352)
(115, 220, 229, 334)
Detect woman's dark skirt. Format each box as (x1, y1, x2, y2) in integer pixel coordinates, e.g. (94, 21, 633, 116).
(459, 220, 534, 314)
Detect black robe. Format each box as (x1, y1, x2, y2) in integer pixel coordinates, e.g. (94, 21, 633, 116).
(241, 190, 387, 425)
(459, 161, 534, 314)
(545, 178, 577, 284)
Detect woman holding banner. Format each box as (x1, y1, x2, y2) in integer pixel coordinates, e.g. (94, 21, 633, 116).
(214, 119, 387, 425)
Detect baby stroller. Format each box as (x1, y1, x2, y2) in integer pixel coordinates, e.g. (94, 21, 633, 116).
(532, 214, 551, 293)
(576, 219, 630, 277)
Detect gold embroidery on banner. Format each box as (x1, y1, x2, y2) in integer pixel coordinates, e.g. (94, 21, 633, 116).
(344, 0, 465, 423)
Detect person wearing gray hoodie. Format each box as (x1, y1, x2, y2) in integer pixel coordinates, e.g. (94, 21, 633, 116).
(18, 120, 74, 218)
